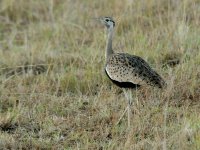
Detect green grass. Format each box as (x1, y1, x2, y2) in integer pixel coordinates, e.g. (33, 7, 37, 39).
(0, 0, 200, 149)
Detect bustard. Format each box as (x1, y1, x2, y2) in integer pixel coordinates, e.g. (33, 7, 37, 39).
(96, 17, 166, 127)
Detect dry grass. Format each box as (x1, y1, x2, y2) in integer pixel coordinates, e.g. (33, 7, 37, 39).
(0, 0, 200, 149)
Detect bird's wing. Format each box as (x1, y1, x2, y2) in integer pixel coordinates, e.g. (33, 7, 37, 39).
(105, 53, 166, 88)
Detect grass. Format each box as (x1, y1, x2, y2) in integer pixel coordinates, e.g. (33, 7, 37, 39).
(0, 0, 200, 149)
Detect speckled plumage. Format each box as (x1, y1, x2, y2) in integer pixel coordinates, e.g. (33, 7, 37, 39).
(97, 17, 166, 89)
(97, 16, 166, 127)
(105, 53, 166, 88)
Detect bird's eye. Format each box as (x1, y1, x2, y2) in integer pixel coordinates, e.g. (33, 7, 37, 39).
(105, 19, 109, 22)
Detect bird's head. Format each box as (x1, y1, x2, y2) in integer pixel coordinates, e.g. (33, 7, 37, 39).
(98, 17, 115, 29)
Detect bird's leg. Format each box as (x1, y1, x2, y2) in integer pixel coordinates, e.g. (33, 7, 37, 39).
(126, 89, 132, 128)
(116, 89, 133, 128)
(135, 86, 138, 106)
(116, 105, 129, 125)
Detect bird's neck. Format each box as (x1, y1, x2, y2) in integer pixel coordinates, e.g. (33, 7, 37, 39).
(106, 27, 114, 62)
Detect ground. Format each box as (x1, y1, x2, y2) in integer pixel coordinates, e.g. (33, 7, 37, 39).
(0, 0, 200, 149)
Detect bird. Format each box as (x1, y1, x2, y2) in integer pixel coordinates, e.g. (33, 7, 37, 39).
(96, 16, 166, 127)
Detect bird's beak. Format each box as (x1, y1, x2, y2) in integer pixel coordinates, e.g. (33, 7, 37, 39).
(91, 17, 104, 24)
